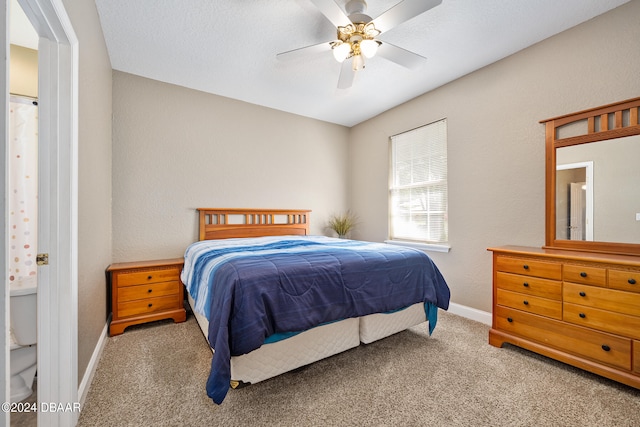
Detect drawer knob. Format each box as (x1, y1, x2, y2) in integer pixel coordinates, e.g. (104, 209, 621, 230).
(148, 303, 153, 308)
(629, 278, 637, 285)
(579, 313, 586, 318)
(579, 292, 586, 297)
(148, 289, 153, 293)
(523, 264, 529, 270)
(147, 275, 153, 280)
(601, 344, 611, 352)
(580, 272, 587, 278)
(507, 317, 513, 323)
(523, 282, 529, 287)
(523, 300, 529, 305)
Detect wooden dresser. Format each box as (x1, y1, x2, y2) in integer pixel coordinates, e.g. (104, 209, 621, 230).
(108, 258, 186, 336)
(489, 246, 640, 389)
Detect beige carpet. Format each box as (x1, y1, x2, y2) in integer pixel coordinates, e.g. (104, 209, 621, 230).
(78, 311, 640, 426)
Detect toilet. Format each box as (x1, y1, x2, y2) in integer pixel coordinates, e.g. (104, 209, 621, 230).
(9, 278, 37, 403)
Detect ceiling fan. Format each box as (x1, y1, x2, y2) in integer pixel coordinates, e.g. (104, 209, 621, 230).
(277, 0, 443, 89)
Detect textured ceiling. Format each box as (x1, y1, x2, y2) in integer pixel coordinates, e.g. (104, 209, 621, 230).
(94, 0, 629, 127)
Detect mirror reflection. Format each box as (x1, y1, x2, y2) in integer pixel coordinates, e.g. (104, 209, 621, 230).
(556, 135, 640, 245)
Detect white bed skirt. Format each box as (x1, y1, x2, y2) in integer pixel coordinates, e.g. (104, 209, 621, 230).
(359, 303, 427, 344)
(187, 294, 427, 385)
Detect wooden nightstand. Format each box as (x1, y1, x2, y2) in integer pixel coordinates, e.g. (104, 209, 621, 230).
(107, 258, 187, 336)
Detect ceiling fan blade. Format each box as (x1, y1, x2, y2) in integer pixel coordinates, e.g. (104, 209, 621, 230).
(310, 0, 352, 28)
(337, 58, 355, 89)
(276, 41, 333, 61)
(376, 42, 427, 69)
(372, 0, 442, 34)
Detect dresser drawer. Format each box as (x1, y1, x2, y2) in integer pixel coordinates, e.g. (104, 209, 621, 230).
(495, 306, 631, 370)
(496, 256, 562, 280)
(634, 342, 640, 374)
(115, 267, 180, 287)
(564, 282, 640, 317)
(118, 281, 181, 303)
(117, 294, 182, 318)
(496, 272, 561, 300)
(496, 288, 562, 319)
(609, 269, 640, 293)
(564, 303, 640, 340)
(563, 264, 607, 287)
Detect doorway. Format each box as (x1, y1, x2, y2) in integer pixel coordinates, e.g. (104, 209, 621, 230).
(3, 0, 79, 425)
(556, 161, 594, 241)
(8, 1, 39, 422)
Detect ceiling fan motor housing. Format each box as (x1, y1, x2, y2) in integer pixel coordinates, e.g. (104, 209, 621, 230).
(345, 0, 373, 23)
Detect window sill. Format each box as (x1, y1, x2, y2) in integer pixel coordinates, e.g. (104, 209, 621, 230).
(384, 240, 451, 253)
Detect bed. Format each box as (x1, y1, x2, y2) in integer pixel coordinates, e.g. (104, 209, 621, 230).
(182, 208, 450, 404)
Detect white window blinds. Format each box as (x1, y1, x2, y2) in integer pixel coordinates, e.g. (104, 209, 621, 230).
(389, 119, 448, 243)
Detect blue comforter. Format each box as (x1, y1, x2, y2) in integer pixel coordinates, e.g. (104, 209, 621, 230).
(181, 236, 450, 404)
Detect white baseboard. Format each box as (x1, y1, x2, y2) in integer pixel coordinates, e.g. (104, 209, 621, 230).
(446, 302, 492, 326)
(78, 315, 111, 408)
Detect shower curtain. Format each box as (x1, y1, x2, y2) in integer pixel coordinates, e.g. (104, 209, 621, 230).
(8, 96, 38, 289)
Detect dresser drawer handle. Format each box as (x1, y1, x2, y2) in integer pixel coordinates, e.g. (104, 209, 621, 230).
(579, 292, 586, 297)
(601, 344, 611, 352)
(629, 278, 637, 285)
(148, 303, 153, 308)
(580, 272, 587, 278)
(148, 289, 153, 293)
(523, 300, 529, 305)
(147, 275, 153, 280)
(507, 317, 513, 323)
(523, 282, 529, 287)
(579, 313, 586, 318)
(523, 264, 529, 270)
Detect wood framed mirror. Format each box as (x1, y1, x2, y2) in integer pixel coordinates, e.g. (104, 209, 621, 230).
(541, 97, 640, 256)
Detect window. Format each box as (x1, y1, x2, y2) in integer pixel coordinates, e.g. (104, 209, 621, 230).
(389, 119, 448, 245)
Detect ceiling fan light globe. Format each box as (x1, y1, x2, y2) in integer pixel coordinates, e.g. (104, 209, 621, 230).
(333, 42, 351, 63)
(360, 39, 378, 58)
(352, 54, 365, 71)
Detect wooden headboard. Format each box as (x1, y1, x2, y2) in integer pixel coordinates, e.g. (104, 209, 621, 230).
(197, 208, 311, 241)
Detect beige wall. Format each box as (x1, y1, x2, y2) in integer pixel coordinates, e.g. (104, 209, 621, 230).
(62, 0, 113, 384)
(349, 0, 640, 312)
(111, 71, 350, 262)
(9, 44, 37, 97)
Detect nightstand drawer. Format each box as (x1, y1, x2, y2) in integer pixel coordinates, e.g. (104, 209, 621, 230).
(117, 294, 181, 318)
(563, 264, 606, 287)
(496, 272, 561, 300)
(118, 281, 181, 303)
(495, 256, 562, 280)
(495, 306, 631, 370)
(608, 269, 640, 293)
(564, 303, 640, 340)
(496, 288, 562, 319)
(116, 267, 180, 287)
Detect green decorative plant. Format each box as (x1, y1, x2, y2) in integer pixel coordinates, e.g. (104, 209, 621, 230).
(327, 211, 358, 238)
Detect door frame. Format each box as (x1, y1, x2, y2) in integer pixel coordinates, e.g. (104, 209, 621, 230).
(2, 2, 10, 425)
(4, 0, 78, 425)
